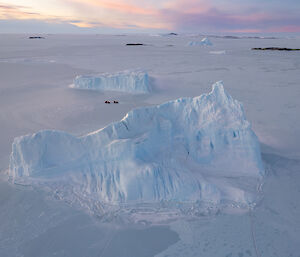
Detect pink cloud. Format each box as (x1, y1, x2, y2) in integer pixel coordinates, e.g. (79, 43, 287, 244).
(225, 28, 263, 33)
(1, 0, 300, 33)
(162, 0, 211, 14)
(157, 2, 300, 33)
(68, 0, 158, 16)
(268, 25, 300, 33)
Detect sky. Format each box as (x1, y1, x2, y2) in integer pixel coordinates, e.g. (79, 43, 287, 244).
(0, 0, 300, 34)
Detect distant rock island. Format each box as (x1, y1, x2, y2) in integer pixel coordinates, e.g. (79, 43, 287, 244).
(126, 43, 144, 46)
(28, 36, 45, 39)
(252, 47, 300, 51)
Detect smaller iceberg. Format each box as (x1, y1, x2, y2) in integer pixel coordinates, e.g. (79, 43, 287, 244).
(187, 38, 213, 46)
(71, 70, 151, 94)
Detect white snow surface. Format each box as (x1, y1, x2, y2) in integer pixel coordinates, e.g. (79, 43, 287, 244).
(71, 70, 151, 94)
(187, 37, 213, 46)
(9, 81, 263, 211)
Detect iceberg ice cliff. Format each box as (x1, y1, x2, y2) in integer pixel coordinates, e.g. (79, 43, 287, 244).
(187, 37, 213, 46)
(71, 70, 151, 94)
(9, 82, 263, 213)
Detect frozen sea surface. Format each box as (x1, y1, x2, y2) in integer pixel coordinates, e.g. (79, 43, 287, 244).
(1, 34, 300, 256)
(0, 180, 179, 257)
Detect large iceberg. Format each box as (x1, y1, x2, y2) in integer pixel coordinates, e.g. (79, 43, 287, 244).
(9, 82, 263, 214)
(187, 37, 213, 46)
(71, 70, 151, 94)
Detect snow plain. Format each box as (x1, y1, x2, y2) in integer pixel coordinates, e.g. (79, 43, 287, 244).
(0, 34, 300, 257)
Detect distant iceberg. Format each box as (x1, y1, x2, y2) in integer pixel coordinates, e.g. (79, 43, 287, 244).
(71, 70, 151, 94)
(10, 81, 264, 214)
(187, 37, 213, 46)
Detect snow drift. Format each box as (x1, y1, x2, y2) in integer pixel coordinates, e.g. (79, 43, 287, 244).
(71, 70, 151, 94)
(210, 50, 226, 55)
(187, 38, 213, 46)
(9, 81, 264, 213)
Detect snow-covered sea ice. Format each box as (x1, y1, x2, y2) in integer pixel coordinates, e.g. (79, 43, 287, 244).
(1, 33, 299, 257)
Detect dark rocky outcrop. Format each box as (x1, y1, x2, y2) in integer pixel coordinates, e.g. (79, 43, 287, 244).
(28, 36, 45, 39)
(126, 43, 144, 46)
(252, 47, 300, 51)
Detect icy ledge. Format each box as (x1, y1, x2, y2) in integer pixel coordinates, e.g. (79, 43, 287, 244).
(70, 70, 151, 94)
(9, 82, 264, 215)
